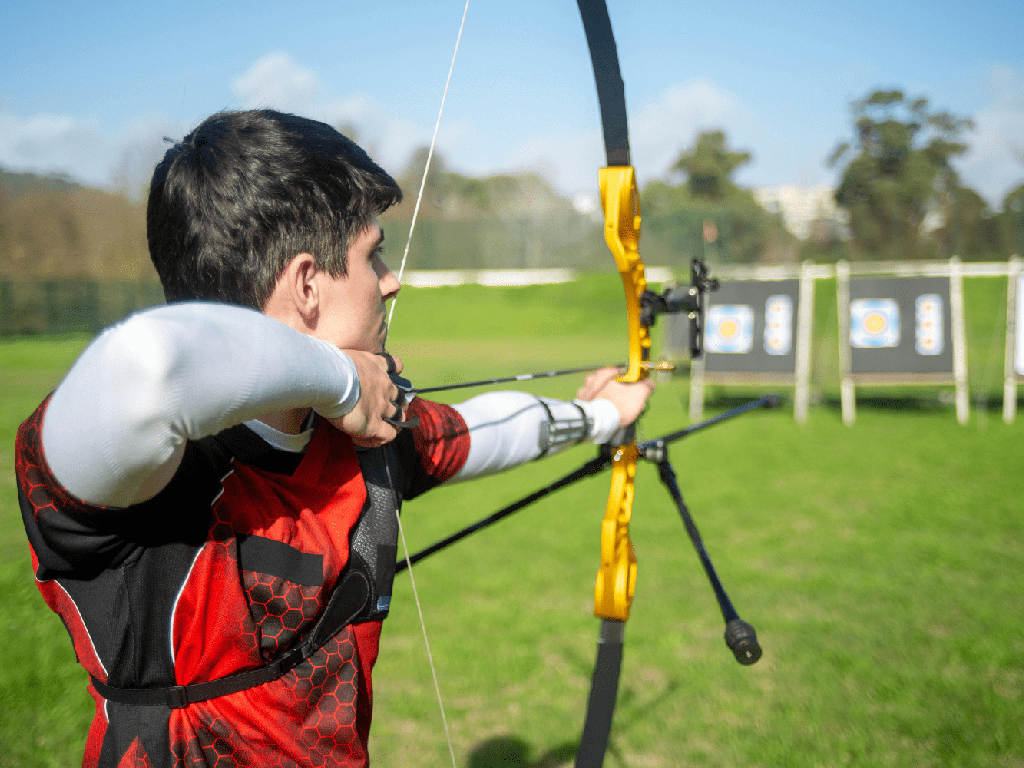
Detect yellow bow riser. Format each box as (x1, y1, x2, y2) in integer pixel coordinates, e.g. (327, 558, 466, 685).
(594, 442, 639, 620)
(599, 166, 650, 385)
(592, 165, 648, 622)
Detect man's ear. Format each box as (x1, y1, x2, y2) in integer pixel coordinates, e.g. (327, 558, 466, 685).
(268, 253, 320, 330)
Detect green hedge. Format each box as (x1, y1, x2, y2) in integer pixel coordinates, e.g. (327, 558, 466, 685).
(0, 280, 165, 335)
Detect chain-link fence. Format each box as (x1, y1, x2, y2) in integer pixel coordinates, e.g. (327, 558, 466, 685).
(0, 280, 165, 335)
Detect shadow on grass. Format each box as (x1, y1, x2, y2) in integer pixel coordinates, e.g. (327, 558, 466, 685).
(465, 678, 684, 768)
(820, 394, 951, 412)
(467, 737, 576, 768)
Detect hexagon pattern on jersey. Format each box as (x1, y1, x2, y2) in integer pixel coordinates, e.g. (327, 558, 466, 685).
(170, 631, 364, 767)
(241, 570, 322, 660)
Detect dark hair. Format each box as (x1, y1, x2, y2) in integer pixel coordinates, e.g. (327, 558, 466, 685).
(147, 109, 402, 309)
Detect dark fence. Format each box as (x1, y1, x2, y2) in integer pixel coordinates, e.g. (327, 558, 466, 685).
(0, 280, 165, 336)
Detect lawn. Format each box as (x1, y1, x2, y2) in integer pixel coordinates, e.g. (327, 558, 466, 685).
(1, 275, 1021, 767)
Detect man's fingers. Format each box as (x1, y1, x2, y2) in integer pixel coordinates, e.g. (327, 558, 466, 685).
(577, 367, 622, 400)
(379, 351, 402, 375)
(574, 367, 657, 428)
(333, 349, 411, 444)
(381, 401, 420, 430)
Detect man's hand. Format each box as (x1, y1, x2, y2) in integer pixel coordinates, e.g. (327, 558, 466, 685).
(330, 351, 410, 447)
(577, 367, 655, 428)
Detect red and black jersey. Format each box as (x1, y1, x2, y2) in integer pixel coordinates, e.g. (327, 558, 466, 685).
(16, 397, 470, 768)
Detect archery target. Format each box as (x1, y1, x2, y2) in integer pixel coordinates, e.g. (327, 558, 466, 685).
(915, 294, 943, 355)
(851, 298, 900, 348)
(763, 295, 793, 355)
(706, 305, 754, 353)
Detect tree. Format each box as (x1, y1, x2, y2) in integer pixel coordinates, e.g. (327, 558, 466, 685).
(641, 131, 793, 265)
(0, 169, 152, 280)
(828, 89, 974, 259)
(383, 147, 603, 269)
(671, 130, 751, 200)
(933, 185, 1001, 260)
(1000, 184, 1024, 256)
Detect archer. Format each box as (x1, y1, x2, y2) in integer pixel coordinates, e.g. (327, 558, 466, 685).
(14, 108, 654, 767)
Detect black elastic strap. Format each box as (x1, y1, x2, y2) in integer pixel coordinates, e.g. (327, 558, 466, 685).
(572, 401, 592, 446)
(535, 398, 556, 458)
(384, 372, 421, 429)
(91, 570, 370, 709)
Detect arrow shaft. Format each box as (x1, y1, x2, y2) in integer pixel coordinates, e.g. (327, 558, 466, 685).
(411, 363, 626, 395)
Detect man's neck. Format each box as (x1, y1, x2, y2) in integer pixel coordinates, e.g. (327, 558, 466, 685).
(258, 407, 313, 435)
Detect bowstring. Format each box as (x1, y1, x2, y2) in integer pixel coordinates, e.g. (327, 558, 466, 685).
(384, 0, 471, 339)
(386, 459, 458, 768)
(387, 3, 470, 765)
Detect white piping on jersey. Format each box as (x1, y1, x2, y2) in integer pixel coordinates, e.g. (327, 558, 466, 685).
(169, 465, 236, 667)
(42, 577, 108, 679)
(167, 544, 208, 669)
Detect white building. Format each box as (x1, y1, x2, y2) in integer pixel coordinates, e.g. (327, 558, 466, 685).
(754, 184, 849, 240)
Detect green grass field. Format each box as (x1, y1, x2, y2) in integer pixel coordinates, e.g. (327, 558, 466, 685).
(1, 276, 1022, 767)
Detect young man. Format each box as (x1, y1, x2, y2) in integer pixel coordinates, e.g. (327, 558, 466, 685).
(15, 109, 653, 767)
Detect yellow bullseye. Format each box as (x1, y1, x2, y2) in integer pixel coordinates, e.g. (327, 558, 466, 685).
(864, 312, 887, 333)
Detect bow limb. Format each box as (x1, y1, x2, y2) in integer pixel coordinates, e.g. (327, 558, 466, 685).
(575, 2, 646, 765)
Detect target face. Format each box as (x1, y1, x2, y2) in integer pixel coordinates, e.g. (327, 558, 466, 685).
(763, 294, 793, 355)
(706, 305, 754, 353)
(915, 294, 943, 355)
(851, 298, 900, 348)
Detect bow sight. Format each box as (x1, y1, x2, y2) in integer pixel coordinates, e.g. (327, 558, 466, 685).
(639, 257, 720, 358)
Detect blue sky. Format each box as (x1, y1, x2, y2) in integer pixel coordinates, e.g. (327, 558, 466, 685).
(2, 0, 1022, 208)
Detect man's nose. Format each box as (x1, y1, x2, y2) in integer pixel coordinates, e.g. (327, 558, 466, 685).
(379, 264, 401, 300)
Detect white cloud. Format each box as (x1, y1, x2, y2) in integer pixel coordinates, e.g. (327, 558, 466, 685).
(632, 79, 757, 183)
(496, 129, 604, 194)
(109, 116, 181, 197)
(0, 113, 113, 184)
(426, 79, 758, 198)
(231, 55, 444, 178)
(316, 95, 433, 176)
(956, 65, 1024, 208)
(0, 61, 767, 206)
(0, 111, 186, 197)
(231, 53, 319, 113)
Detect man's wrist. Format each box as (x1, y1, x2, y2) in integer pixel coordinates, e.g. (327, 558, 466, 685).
(311, 343, 361, 419)
(575, 398, 621, 444)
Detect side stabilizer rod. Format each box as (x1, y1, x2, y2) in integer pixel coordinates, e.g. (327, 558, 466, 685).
(654, 453, 762, 665)
(394, 395, 781, 574)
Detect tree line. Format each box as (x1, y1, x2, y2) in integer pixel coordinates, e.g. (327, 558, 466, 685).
(0, 170, 154, 281)
(2, 87, 1022, 281)
(828, 89, 1023, 261)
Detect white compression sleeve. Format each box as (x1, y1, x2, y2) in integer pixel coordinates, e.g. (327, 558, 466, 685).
(450, 391, 621, 482)
(41, 303, 360, 508)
